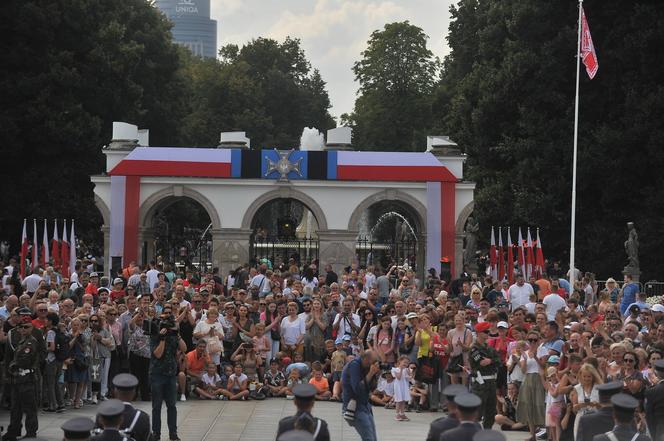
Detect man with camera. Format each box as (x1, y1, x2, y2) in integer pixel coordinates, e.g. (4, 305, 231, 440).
(341, 349, 381, 441)
(147, 309, 186, 441)
(332, 299, 360, 339)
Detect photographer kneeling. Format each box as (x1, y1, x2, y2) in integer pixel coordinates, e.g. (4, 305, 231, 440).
(147, 307, 186, 441)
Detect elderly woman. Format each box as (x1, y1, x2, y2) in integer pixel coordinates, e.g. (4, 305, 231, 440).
(90, 312, 115, 401)
(65, 317, 90, 409)
(127, 305, 153, 401)
(280, 301, 306, 357)
(193, 306, 225, 365)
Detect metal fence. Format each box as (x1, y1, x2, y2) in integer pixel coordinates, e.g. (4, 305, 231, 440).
(355, 236, 418, 271)
(594, 280, 664, 297)
(154, 226, 212, 273)
(250, 236, 319, 269)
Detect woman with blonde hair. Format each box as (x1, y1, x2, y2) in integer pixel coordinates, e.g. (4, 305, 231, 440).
(570, 363, 603, 439)
(604, 278, 620, 303)
(516, 330, 546, 441)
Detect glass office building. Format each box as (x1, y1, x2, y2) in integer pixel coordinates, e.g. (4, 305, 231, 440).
(154, 0, 217, 58)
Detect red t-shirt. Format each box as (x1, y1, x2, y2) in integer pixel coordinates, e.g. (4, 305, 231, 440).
(31, 318, 47, 330)
(488, 336, 515, 363)
(431, 334, 449, 369)
(110, 289, 126, 302)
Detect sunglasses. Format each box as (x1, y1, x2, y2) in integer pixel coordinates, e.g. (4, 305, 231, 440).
(624, 358, 635, 363)
(259, 303, 266, 306)
(193, 301, 201, 304)
(528, 338, 539, 343)
(90, 320, 99, 323)
(107, 312, 117, 316)
(80, 319, 88, 322)
(37, 309, 47, 312)
(19, 324, 32, 329)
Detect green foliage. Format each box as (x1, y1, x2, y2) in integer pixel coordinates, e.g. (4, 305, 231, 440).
(343, 22, 440, 151)
(436, 0, 664, 279)
(179, 37, 335, 148)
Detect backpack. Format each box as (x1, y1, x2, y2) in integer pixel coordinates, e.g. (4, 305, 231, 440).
(54, 329, 71, 362)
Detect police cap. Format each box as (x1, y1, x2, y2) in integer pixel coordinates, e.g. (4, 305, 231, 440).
(654, 359, 664, 373)
(112, 373, 139, 390)
(443, 384, 468, 400)
(292, 384, 317, 400)
(610, 393, 639, 413)
(473, 429, 507, 441)
(61, 417, 95, 440)
(277, 430, 314, 441)
(97, 399, 125, 418)
(596, 381, 623, 400)
(454, 392, 482, 411)
(15, 306, 32, 316)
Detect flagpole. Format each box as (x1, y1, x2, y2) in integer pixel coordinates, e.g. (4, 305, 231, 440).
(569, 0, 583, 290)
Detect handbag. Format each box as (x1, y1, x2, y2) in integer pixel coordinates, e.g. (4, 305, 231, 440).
(74, 355, 89, 371)
(415, 356, 438, 384)
(90, 357, 102, 383)
(207, 336, 223, 354)
(446, 353, 464, 373)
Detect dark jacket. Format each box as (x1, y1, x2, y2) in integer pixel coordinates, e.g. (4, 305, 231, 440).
(577, 406, 614, 441)
(439, 421, 482, 441)
(592, 424, 651, 441)
(645, 380, 664, 441)
(426, 415, 459, 441)
(276, 411, 330, 441)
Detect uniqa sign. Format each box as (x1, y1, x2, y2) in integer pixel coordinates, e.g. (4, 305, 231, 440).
(176, 0, 198, 14)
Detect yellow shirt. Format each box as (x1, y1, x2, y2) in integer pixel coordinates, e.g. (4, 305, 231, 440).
(417, 330, 431, 358)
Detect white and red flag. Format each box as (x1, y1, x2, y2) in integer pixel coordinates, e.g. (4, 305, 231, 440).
(32, 219, 39, 270)
(526, 228, 535, 280)
(507, 227, 514, 285)
(41, 219, 49, 268)
(581, 8, 598, 79)
(52, 219, 60, 270)
(517, 228, 526, 277)
(61, 219, 69, 278)
(69, 220, 76, 276)
(536, 228, 545, 278)
(20, 219, 28, 279)
(498, 227, 505, 282)
(489, 227, 497, 279)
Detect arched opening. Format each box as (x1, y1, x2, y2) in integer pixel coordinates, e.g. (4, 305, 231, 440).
(249, 198, 319, 270)
(353, 200, 423, 272)
(148, 197, 213, 272)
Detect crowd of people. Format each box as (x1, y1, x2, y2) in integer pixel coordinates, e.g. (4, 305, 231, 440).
(1, 254, 664, 441)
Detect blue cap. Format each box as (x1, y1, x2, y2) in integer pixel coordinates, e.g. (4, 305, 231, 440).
(443, 384, 468, 400)
(596, 381, 623, 399)
(547, 355, 560, 364)
(611, 393, 639, 412)
(97, 399, 124, 418)
(61, 417, 95, 439)
(473, 429, 507, 441)
(278, 430, 314, 441)
(454, 392, 482, 410)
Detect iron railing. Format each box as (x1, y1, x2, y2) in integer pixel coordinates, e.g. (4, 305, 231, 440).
(250, 236, 319, 270)
(355, 236, 418, 271)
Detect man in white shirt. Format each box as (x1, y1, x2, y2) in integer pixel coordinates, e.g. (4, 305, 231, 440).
(146, 261, 160, 291)
(543, 290, 567, 321)
(333, 299, 360, 338)
(508, 274, 534, 311)
(22, 268, 43, 293)
(250, 266, 271, 297)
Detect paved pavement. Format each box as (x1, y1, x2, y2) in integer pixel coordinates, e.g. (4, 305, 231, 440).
(0, 399, 525, 440)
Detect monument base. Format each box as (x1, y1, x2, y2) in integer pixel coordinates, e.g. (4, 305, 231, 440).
(623, 267, 641, 283)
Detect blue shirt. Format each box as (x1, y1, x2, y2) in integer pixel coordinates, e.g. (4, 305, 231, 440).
(558, 279, 571, 295)
(620, 283, 639, 314)
(342, 358, 373, 411)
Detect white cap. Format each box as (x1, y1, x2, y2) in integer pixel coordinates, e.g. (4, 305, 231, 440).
(497, 321, 509, 329)
(652, 304, 664, 313)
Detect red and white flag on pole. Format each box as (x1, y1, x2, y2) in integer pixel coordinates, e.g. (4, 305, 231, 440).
(536, 228, 545, 278)
(32, 219, 39, 270)
(581, 8, 598, 79)
(20, 219, 28, 279)
(41, 219, 49, 268)
(526, 228, 535, 280)
(489, 227, 498, 279)
(517, 228, 526, 277)
(61, 219, 69, 278)
(69, 220, 76, 276)
(52, 219, 60, 271)
(507, 227, 514, 285)
(498, 227, 505, 282)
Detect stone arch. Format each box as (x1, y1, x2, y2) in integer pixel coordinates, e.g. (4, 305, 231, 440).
(138, 185, 221, 229)
(94, 194, 111, 226)
(240, 187, 328, 231)
(347, 189, 427, 235)
(455, 200, 475, 235)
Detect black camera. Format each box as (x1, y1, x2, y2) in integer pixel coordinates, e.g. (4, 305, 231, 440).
(331, 301, 339, 307)
(143, 315, 177, 336)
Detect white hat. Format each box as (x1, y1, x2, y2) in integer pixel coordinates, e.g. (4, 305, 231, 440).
(497, 321, 509, 329)
(113, 278, 123, 285)
(652, 304, 664, 313)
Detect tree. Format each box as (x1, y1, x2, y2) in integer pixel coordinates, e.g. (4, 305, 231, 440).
(0, 0, 188, 247)
(435, 0, 664, 279)
(179, 37, 335, 148)
(343, 21, 440, 151)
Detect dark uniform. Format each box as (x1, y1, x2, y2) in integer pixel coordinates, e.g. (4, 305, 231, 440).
(645, 360, 664, 441)
(3, 318, 40, 441)
(439, 393, 483, 441)
(469, 322, 500, 429)
(577, 382, 623, 441)
(426, 384, 467, 441)
(93, 399, 136, 441)
(278, 430, 314, 441)
(95, 374, 152, 441)
(472, 429, 507, 441)
(592, 394, 651, 441)
(276, 384, 330, 441)
(62, 417, 96, 441)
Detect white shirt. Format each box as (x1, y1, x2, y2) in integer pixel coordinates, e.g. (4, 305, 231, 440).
(22, 273, 43, 293)
(508, 283, 534, 310)
(364, 273, 376, 290)
(146, 269, 160, 292)
(280, 316, 306, 345)
(543, 293, 567, 321)
(333, 312, 361, 337)
(70, 271, 79, 284)
(250, 274, 270, 294)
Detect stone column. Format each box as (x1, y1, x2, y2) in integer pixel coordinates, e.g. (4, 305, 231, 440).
(213, 228, 251, 277)
(102, 226, 110, 275)
(455, 234, 465, 279)
(417, 233, 427, 282)
(318, 230, 358, 275)
(137, 227, 155, 265)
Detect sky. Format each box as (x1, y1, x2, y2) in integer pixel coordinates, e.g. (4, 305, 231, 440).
(209, 0, 456, 120)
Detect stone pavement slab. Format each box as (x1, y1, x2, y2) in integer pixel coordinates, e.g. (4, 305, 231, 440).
(0, 399, 526, 440)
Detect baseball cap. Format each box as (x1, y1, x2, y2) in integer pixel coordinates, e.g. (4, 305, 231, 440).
(547, 355, 561, 364)
(652, 304, 664, 313)
(497, 321, 509, 329)
(113, 278, 123, 285)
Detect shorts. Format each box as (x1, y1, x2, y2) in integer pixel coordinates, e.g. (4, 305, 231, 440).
(332, 371, 342, 382)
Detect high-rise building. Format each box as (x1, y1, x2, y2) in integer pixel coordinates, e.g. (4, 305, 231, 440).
(154, 0, 217, 58)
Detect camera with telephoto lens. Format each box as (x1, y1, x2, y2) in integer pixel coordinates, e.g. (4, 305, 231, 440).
(143, 315, 177, 336)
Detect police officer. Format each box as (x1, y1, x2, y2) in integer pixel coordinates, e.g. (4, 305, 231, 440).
(426, 384, 467, 441)
(277, 430, 314, 441)
(276, 384, 330, 441)
(645, 359, 664, 440)
(2, 314, 40, 441)
(592, 394, 650, 441)
(93, 400, 136, 441)
(577, 381, 623, 441)
(62, 417, 96, 441)
(472, 429, 506, 441)
(440, 393, 483, 441)
(96, 374, 151, 441)
(469, 322, 500, 429)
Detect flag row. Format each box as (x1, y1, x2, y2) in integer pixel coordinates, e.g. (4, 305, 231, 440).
(488, 226, 545, 284)
(20, 219, 76, 279)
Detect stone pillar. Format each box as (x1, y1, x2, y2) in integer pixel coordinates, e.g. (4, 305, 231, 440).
(213, 228, 251, 277)
(455, 234, 465, 279)
(137, 227, 155, 266)
(417, 233, 427, 282)
(102, 226, 110, 276)
(318, 230, 358, 275)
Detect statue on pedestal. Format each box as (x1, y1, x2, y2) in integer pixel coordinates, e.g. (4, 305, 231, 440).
(463, 217, 479, 268)
(624, 221, 639, 274)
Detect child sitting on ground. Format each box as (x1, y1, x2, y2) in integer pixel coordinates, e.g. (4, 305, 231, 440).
(286, 367, 305, 399)
(195, 363, 228, 400)
(264, 358, 288, 397)
(408, 362, 428, 412)
(308, 362, 332, 400)
(371, 369, 395, 408)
